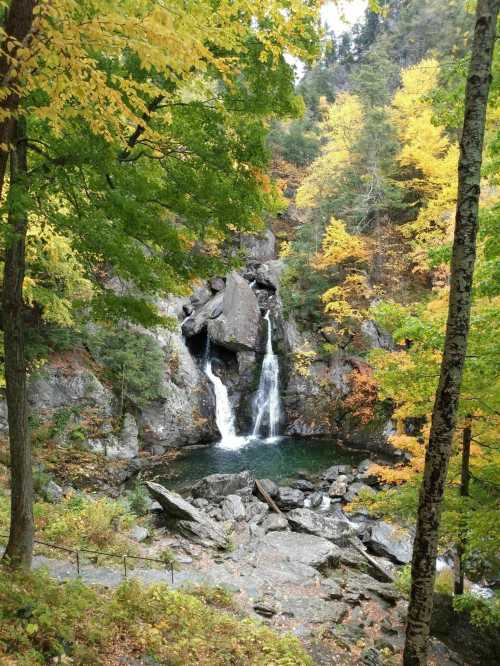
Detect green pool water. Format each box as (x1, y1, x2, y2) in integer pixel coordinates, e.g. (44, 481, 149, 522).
(153, 436, 365, 491)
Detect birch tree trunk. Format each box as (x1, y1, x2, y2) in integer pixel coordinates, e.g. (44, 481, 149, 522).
(403, 2, 499, 663)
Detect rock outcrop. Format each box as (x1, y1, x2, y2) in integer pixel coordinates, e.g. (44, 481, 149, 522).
(207, 272, 261, 352)
(146, 481, 227, 548)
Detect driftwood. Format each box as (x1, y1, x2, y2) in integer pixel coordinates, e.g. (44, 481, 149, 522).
(254, 479, 282, 515)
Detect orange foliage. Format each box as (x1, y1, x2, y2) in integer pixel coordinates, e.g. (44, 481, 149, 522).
(343, 368, 379, 424)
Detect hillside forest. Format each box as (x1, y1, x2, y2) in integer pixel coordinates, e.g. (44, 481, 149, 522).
(0, 1, 498, 666)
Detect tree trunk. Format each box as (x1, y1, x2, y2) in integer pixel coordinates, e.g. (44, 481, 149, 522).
(0, 0, 36, 198)
(403, 2, 499, 664)
(454, 418, 471, 596)
(2, 117, 33, 568)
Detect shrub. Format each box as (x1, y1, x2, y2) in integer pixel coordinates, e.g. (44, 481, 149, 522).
(0, 492, 136, 561)
(0, 569, 313, 665)
(127, 482, 150, 517)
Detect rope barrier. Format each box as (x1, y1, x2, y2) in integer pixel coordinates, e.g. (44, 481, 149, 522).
(0, 532, 175, 584)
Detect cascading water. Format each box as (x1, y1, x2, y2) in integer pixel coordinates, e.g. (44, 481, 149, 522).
(252, 311, 281, 439)
(204, 338, 244, 449)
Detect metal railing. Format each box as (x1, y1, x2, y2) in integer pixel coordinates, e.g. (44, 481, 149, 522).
(0, 533, 175, 583)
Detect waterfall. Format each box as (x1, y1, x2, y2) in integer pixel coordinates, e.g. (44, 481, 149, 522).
(204, 338, 244, 449)
(252, 311, 281, 439)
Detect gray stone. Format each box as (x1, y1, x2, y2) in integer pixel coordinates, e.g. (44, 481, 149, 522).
(328, 475, 349, 498)
(146, 482, 208, 522)
(176, 519, 227, 549)
(138, 305, 216, 449)
(287, 508, 353, 545)
(28, 364, 114, 415)
(240, 228, 276, 261)
(361, 319, 394, 351)
(182, 292, 224, 337)
(249, 524, 265, 540)
(292, 479, 315, 492)
(221, 495, 246, 522)
(261, 513, 288, 533)
(245, 500, 269, 524)
(322, 579, 343, 600)
(255, 478, 279, 498)
(192, 498, 209, 509)
(207, 272, 261, 351)
(357, 459, 372, 474)
(44, 480, 63, 502)
(263, 531, 339, 569)
(276, 486, 305, 510)
(308, 491, 324, 508)
(145, 482, 227, 548)
(130, 526, 149, 543)
(209, 277, 225, 292)
(367, 521, 413, 564)
(359, 647, 383, 665)
(253, 599, 278, 617)
(112, 413, 139, 459)
(345, 481, 377, 502)
(283, 597, 349, 624)
(323, 464, 352, 482)
(255, 259, 283, 290)
(190, 285, 212, 308)
(191, 471, 254, 501)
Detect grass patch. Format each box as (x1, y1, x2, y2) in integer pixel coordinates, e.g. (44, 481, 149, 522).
(0, 567, 312, 665)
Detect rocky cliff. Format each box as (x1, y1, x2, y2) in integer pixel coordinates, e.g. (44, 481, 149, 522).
(0, 225, 394, 461)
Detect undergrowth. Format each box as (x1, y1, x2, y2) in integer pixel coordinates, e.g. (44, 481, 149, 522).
(0, 490, 139, 563)
(0, 567, 312, 665)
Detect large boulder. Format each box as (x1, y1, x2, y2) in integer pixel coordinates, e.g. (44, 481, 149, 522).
(175, 519, 227, 549)
(246, 499, 269, 524)
(255, 478, 279, 499)
(261, 513, 289, 533)
(221, 494, 246, 522)
(145, 482, 227, 548)
(366, 521, 413, 564)
(146, 482, 208, 522)
(287, 508, 353, 545)
(255, 260, 284, 290)
(328, 475, 349, 498)
(323, 464, 353, 482)
(207, 272, 261, 351)
(182, 292, 224, 337)
(276, 486, 305, 510)
(263, 531, 339, 569)
(191, 471, 254, 501)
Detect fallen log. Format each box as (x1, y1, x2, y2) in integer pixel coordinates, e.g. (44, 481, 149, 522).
(254, 479, 282, 515)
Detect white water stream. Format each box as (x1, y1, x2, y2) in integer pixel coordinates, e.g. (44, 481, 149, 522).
(204, 340, 246, 449)
(203, 309, 281, 448)
(252, 311, 281, 439)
